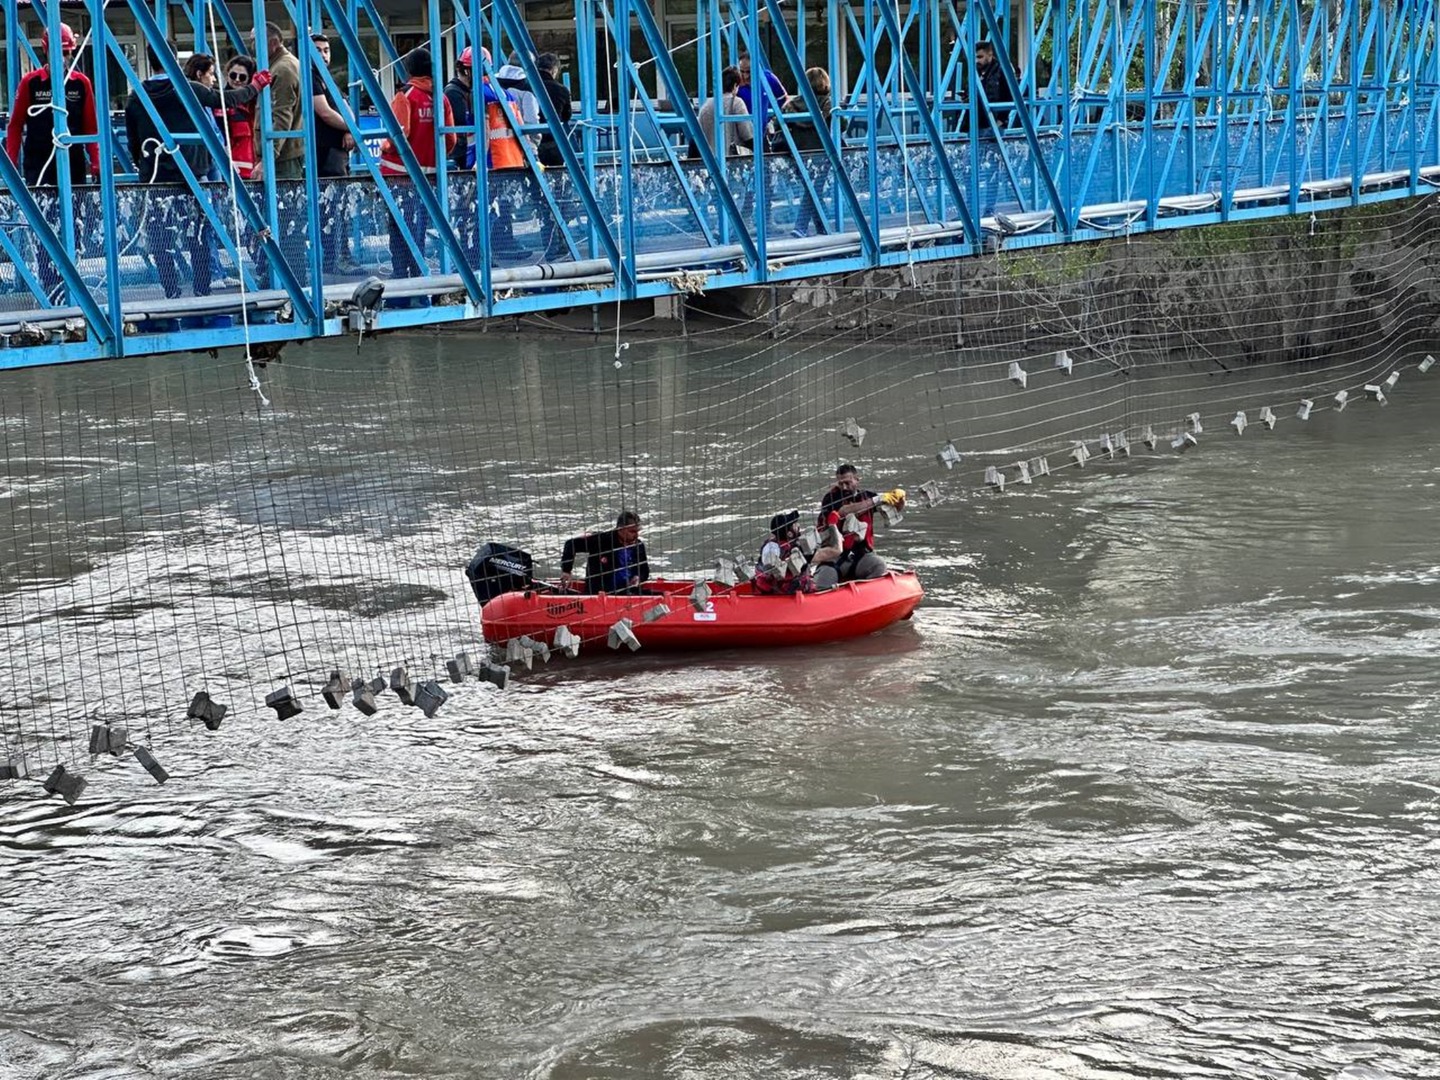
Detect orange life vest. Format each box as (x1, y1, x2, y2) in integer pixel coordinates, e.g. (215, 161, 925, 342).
(485, 98, 526, 170)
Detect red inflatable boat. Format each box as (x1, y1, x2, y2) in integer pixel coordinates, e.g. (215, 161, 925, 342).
(480, 571, 923, 653)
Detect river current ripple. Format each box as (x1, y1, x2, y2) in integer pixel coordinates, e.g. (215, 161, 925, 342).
(2, 347, 1438, 1079)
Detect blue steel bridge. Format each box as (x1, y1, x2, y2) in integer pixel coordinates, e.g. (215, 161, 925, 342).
(1, 0, 1438, 368)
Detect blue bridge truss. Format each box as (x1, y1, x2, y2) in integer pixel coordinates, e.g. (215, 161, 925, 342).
(1, 0, 1438, 367)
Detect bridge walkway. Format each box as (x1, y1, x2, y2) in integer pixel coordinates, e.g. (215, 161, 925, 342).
(0, 0, 1436, 367)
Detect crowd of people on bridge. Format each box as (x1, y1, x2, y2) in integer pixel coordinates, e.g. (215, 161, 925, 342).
(2, 18, 1014, 307)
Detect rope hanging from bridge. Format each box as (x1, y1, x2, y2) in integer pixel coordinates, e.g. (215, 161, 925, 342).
(206, 0, 270, 408)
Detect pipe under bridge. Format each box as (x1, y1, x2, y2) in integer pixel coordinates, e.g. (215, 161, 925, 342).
(1, 0, 1438, 368)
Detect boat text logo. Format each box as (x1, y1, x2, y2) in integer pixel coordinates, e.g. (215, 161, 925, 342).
(546, 600, 585, 617)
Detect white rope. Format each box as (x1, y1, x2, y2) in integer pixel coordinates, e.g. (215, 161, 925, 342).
(206, 1, 268, 406)
(599, 1, 628, 365)
(1077, 208, 1145, 232)
(895, 0, 917, 284)
(633, 14, 743, 70)
(350, 15, 478, 86)
(86, 137, 172, 300)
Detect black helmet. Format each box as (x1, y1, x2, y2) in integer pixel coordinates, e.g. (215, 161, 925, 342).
(769, 509, 800, 538)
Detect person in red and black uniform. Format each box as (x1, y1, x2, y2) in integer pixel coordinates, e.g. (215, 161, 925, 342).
(560, 510, 650, 594)
(753, 509, 842, 594)
(5, 24, 100, 187)
(379, 47, 454, 295)
(4, 23, 101, 302)
(814, 463, 905, 585)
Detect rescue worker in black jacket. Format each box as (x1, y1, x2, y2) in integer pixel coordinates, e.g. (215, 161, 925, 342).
(560, 510, 650, 593)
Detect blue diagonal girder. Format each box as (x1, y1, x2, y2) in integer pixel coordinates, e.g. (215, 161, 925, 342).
(3, 0, 1440, 367)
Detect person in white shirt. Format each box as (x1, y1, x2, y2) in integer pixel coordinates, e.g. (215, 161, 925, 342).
(494, 52, 542, 145)
(694, 66, 752, 159)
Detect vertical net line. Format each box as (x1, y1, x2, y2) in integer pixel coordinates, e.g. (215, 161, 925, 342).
(390, 352, 455, 677)
(87, 381, 121, 739)
(30, 387, 69, 764)
(348, 362, 416, 682)
(345, 361, 420, 679)
(116, 377, 146, 745)
(68, 384, 102, 742)
(593, 0, 628, 509)
(171, 367, 217, 733)
(141, 373, 178, 750)
(236, 378, 314, 692)
(99, 379, 128, 735)
(196, 371, 254, 718)
(109, 379, 142, 753)
(322, 375, 392, 689)
(50, 379, 78, 745)
(432, 347, 483, 658)
(1, 389, 20, 768)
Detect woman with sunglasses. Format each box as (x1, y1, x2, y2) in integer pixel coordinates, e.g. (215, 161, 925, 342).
(218, 55, 259, 178)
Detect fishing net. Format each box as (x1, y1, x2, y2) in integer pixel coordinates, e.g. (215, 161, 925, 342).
(2, 196, 1437, 796)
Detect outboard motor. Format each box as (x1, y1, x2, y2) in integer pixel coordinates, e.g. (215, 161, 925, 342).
(466, 542, 534, 604)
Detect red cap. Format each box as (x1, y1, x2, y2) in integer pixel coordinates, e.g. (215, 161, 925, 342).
(458, 46, 472, 67)
(41, 23, 77, 53)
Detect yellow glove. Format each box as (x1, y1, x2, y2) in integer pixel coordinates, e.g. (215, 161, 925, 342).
(881, 488, 906, 506)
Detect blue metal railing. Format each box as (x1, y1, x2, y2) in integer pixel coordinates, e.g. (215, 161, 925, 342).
(1, 0, 1438, 368)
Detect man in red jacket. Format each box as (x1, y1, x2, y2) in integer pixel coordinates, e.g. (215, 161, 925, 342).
(378, 47, 454, 300)
(4, 23, 100, 186)
(3, 23, 101, 303)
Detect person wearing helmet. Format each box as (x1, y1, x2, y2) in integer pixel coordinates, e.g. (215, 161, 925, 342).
(480, 50, 533, 262)
(442, 45, 484, 265)
(753, 510, 840, 595)
(5, 24, 103, 304)
(5, 23, 100, 188)
(447, 44, 528, 262)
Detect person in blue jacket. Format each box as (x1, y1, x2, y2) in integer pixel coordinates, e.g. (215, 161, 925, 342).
(560, 511, 650, 593)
